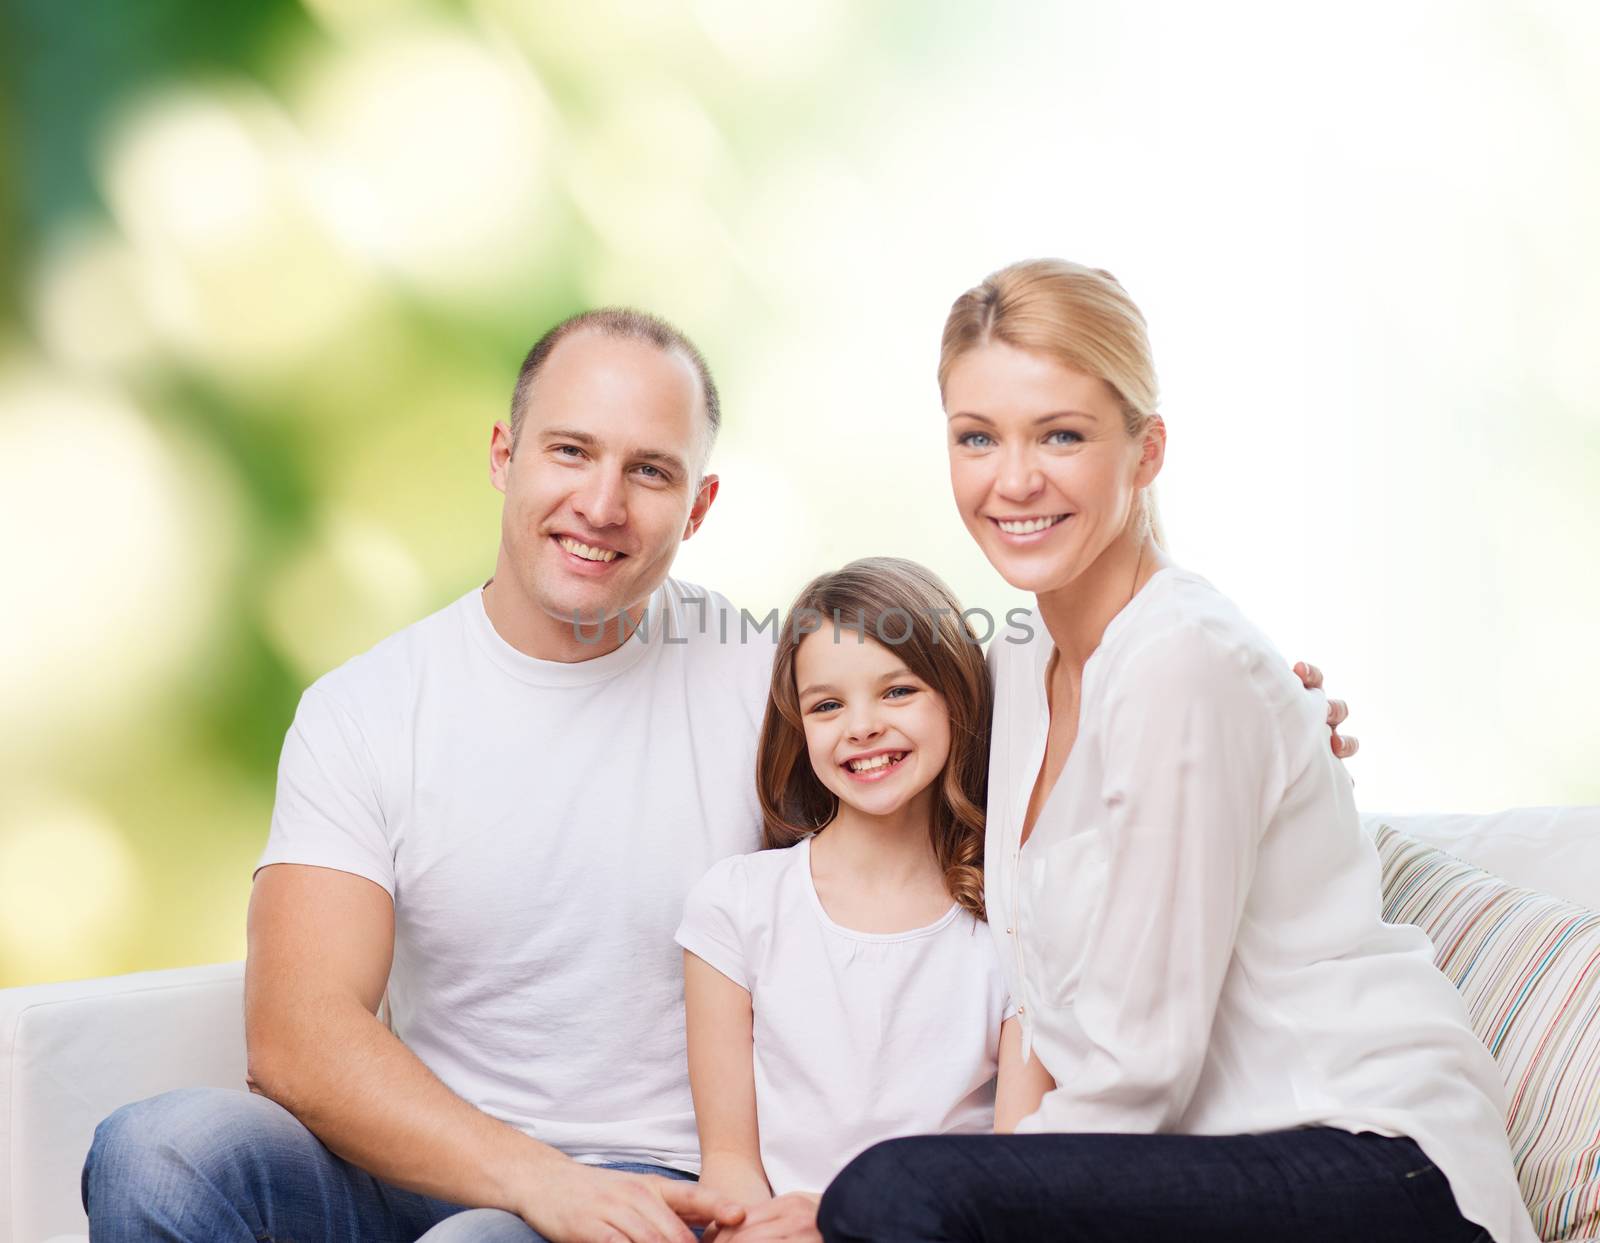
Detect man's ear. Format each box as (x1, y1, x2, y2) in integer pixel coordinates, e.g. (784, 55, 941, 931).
(490, 420, 515, 495)
(683, 474, 720, 540)
(1135, 415, 1166, 488)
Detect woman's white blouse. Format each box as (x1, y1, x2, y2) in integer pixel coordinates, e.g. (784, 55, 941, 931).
(985, 567, 1536, 1243)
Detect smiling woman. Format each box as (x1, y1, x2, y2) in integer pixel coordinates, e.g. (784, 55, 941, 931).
(811, 260, 1538, 1243)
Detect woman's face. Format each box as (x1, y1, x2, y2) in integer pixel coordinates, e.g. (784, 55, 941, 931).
(793, 629, 951, 822)
(944, 341, 1161, 595)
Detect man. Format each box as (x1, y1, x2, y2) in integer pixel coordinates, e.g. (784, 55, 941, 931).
(82, 307, 1354, 1243)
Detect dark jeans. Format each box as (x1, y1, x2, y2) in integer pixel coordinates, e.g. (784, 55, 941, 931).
(82, 1086, 696, 1242)
(817, 1128, 1490, 1243)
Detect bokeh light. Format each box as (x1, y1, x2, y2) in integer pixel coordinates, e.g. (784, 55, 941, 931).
(0, 0, 1595, 987)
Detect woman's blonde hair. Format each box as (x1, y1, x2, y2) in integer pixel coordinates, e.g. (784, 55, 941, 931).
(756, 557, 991, 920)
(939, 258, 1164, 544)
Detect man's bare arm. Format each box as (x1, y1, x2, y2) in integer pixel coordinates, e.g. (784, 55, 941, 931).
(246, 863, 744, 1241)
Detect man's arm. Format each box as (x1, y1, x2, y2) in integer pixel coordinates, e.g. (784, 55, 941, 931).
(247, 863, 744, 1242)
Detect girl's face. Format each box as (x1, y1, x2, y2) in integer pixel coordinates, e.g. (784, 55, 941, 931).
(944, 341, 1162, 594)
(793, 628, 951, 822)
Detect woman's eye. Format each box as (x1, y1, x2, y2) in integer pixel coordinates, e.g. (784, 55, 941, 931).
(1045, 429, 1083, 446)
(956, 431, 994, 449)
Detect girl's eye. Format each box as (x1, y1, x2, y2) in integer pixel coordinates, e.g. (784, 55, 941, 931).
(955, 431, 994, 449)
(1045, 429, 1083, 446)
(809, 699, 842, 714)
(884, 686, 917, 700)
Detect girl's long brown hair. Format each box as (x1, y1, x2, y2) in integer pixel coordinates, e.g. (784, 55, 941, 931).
(756, 557, 992, 920)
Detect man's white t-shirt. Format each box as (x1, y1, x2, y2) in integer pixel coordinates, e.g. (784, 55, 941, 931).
(257, 577, 774, 1170)
(674, 836, 1013, 1195)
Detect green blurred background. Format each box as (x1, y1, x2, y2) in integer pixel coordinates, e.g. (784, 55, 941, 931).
(2, 0, 1596, 987)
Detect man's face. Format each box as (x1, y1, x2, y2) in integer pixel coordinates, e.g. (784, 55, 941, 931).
(490, 331, 718, 633)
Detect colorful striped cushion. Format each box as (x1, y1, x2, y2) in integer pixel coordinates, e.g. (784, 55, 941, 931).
(1377, 824, 1600, 1242)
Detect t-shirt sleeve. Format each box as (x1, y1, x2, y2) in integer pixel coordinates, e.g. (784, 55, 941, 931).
(674, 855, 751, 990)
(255, 685, 396, 897)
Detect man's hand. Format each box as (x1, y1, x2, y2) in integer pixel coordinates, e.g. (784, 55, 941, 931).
(706, 1191, 821, 1243)
(518, 1162, 745, 1243)
(1293, 662, 1359, 759)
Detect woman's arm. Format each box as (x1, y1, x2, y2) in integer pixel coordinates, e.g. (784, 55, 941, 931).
(684, 950, 773, 1208)
(993, 1016, 1055, 1133)
(1019, 629, 1285, 1135)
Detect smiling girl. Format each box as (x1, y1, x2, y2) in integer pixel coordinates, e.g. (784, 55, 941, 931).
(674, 558, 1053, 1242)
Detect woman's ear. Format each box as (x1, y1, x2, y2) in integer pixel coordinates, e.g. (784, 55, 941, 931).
(1135, 414, 1166, 487)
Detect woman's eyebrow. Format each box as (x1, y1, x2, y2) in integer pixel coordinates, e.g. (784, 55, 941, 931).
(947, 409, 1098, 423)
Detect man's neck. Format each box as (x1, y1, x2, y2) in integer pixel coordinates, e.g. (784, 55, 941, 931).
(480, 572, 650, 665)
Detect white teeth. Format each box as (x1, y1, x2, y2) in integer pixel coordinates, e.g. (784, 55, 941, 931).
(846, 751, 906, 773)
(997, 515, 1066, 535)
(559, 537, 618, 562)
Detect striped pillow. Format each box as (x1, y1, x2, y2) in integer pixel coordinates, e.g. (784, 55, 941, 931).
(1376, 824, 1600, 1242)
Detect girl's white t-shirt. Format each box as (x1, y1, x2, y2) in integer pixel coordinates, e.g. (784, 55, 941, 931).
(675, 836, 1012, 1196)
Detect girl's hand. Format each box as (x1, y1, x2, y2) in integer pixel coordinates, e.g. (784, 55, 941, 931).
(710, 1191, 822, 1242)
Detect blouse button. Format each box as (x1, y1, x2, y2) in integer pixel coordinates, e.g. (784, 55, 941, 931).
(1006, 926, 1014, 934)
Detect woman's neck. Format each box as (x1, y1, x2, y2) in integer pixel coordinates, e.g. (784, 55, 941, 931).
(1036, 531, 1170, 677)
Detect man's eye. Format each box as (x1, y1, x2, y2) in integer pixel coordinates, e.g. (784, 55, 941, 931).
(956, 431, 994, 449)
(636, 464, 666, 480)
(554, 444, 584, 458)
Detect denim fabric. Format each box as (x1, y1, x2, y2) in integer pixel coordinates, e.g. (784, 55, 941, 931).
(82, 1087, 694, 1242)
(817, 1127, 1491, 1243)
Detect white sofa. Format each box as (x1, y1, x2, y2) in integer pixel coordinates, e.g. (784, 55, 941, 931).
(3, 807, 1596, 1243)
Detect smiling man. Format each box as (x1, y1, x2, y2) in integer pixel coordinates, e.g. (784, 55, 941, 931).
(82, 309, 775, 1243)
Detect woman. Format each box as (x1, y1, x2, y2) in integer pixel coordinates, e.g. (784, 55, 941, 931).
(816, 260, 1535, 1243)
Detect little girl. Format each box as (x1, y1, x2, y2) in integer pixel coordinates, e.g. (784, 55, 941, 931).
(674, 557, 1053, 1240)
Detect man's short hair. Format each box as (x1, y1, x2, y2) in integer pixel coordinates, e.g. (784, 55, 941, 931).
(509, 308, 721, 450)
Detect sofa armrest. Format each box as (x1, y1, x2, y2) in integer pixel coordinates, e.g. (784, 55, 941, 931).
(0, 962, 247, 1243)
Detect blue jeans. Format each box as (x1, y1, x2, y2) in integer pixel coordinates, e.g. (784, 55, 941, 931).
(816, 1128, 1490, 1243)
(82, 1087, 696, 1242)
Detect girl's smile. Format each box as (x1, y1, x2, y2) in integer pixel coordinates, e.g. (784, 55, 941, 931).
(793, 629, 952, 823)
(840, 748, 912, 782)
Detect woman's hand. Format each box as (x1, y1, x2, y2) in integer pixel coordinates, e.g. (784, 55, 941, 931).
(1293, 662, 1358, 759)
(708, 1191, 822, 1242)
